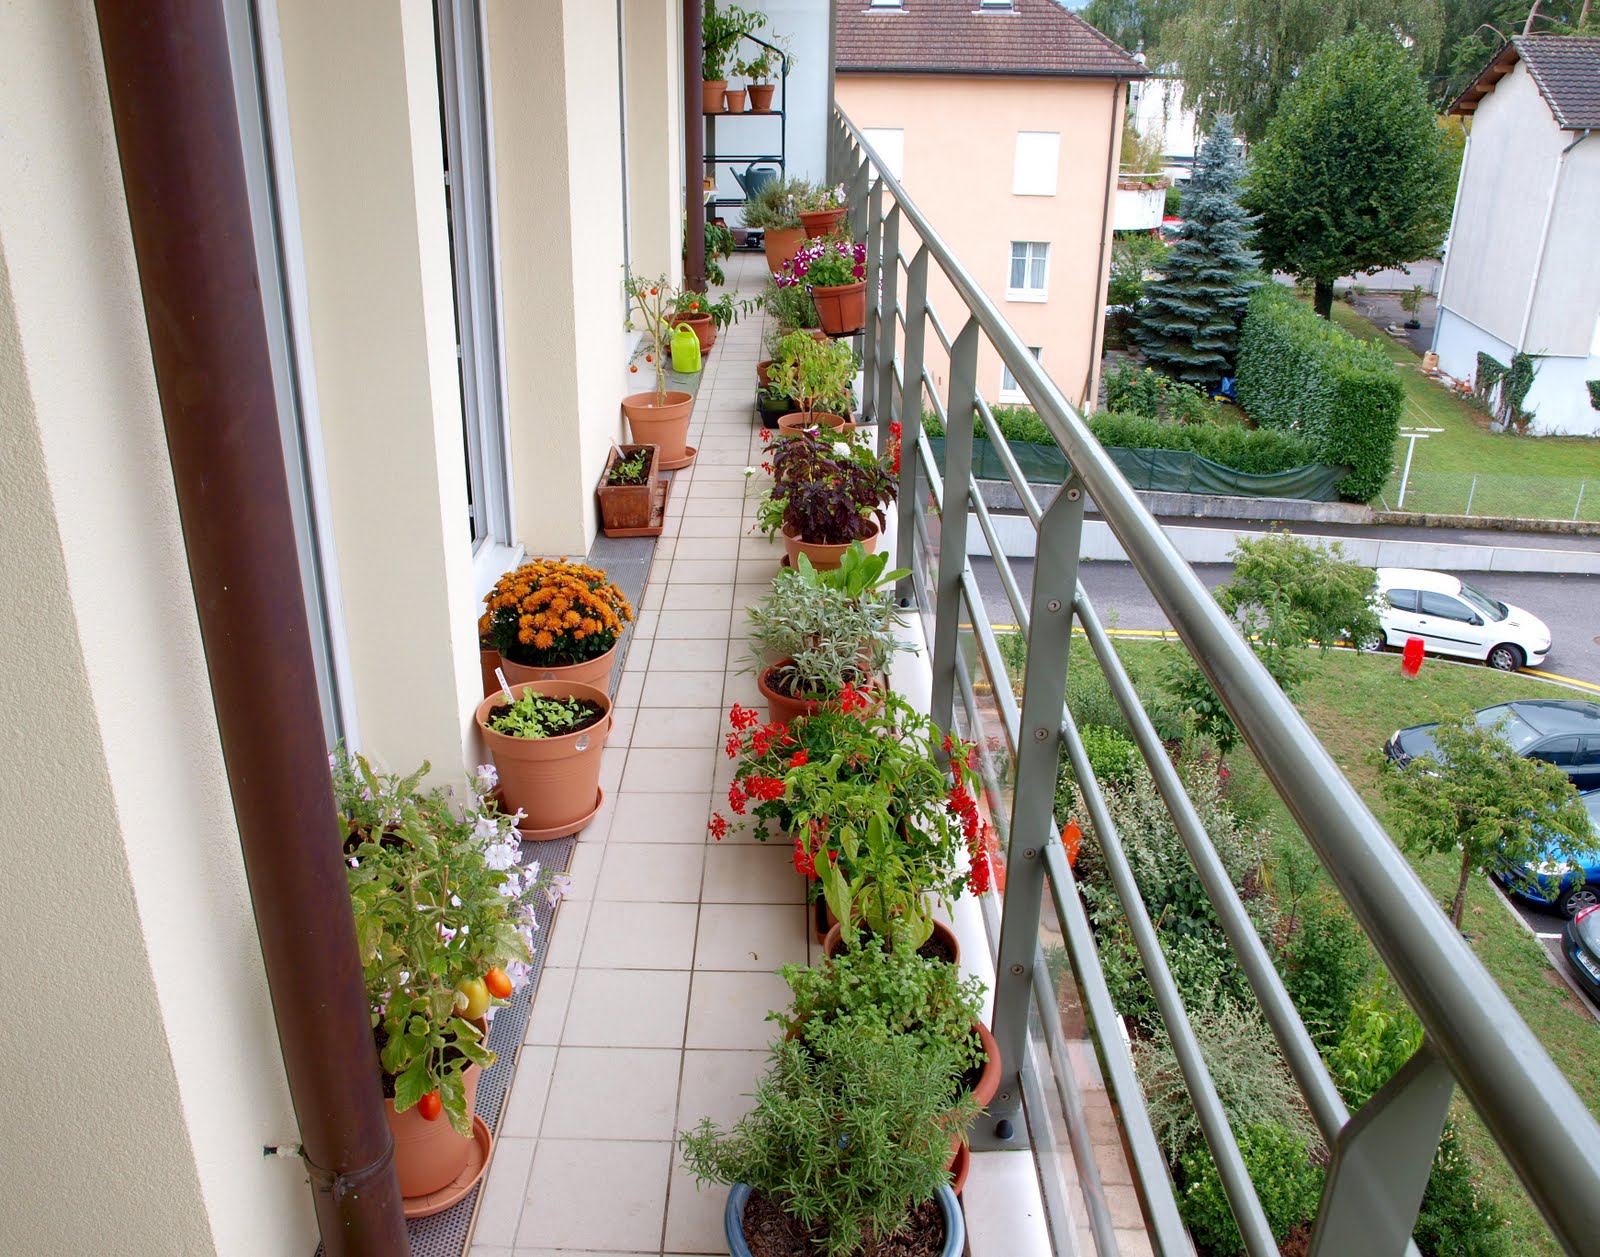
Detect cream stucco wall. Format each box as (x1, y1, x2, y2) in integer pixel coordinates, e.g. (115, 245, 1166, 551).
(274, 0, 484, 778)
(836, 73, 1123, 413)
(490, 0, 632, 558)
(625, 0, 686, 285)
(0, 3, 311, 1253)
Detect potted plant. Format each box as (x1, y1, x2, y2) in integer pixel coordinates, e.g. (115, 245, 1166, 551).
(756, 380, 794, 429)
(744, 177, 810, 273)
(701, 1, 762, 113)
(798, 182, 848, 238)
(724, 79, 747, 113)
(623, 273, 695, 465)
(682, 1025, 972, 1257)
(595, 444, 658, 535)
(739, 41, 786, 113)
(475, 680, 612, 837)
(777, 239, 868, 335)
(760, 276, 820, 337)
(668, 289, 716, 354)
(754, 427, 896, 569)
(744, 545, 910, 725)
(770, 329, 857, 430)
(334, 751, 570, 1210)
(479, 558, 632, 689)
(1401, 283, 1425, 330)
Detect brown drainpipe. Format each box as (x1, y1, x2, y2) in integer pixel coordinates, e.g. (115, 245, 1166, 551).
(91, 4, 408, 1254)
(684, 0, 707, 290)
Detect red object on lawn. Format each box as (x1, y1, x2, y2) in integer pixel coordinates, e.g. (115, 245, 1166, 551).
(1401, 637, 1425, 678)
(1061, 819, 1083, 868)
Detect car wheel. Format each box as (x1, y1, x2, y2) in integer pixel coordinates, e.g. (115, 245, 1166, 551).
(1487, 643, 1524, 672)
(1558, 884, 1600, 919)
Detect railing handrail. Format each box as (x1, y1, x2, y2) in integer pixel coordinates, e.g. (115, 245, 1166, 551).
(833, 107, 1600, 1251)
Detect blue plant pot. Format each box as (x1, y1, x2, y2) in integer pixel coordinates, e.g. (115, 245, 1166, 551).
(723, 1182, 965, 1257)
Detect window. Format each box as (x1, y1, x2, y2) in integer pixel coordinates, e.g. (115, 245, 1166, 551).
(1531, 737, 1581, 767)
(1419, 591, 1476, 623)
(1008, 241, 1049, 301)
(1385, 589, 1418, 612)
(999, 347, 1042, 403)
(1578, 737, 1600, 767)
(979, 0, 1015, 8)
(869, 0, 903, 7)
(1012, 131, 1060, 196)
(862, 128, 904, 182)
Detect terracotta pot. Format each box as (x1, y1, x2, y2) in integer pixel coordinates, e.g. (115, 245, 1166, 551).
(762, 225, 807, 274)
(498, 641, 617, 691)
(758, 660, 827, 728)
(775, 411, 855, 436)
(669, 312, 715, 354)
(595, 444, 658, 533)
(969, 1021, 1002, 1111)
(799, 207, 847, 238)
(387, 1055, 482, 1198)
(479, 647, 501, 700)
(813, 280, 867, 335)
(948, 1140, 970, 1196)
(621, 389, 693, 461)
(781, 522, 878, 572)
(724, 1184, 964, 1257)
(724, 88, 747, 113)
(701, 79, 727, 113)
(748, 83, 776, 112)
(476, 680, 611, 833)
(821, 919, 961, 968)
(756, 358, 779, 389)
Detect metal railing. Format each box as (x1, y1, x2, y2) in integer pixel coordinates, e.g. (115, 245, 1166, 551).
(827, 109, 1600, 1256)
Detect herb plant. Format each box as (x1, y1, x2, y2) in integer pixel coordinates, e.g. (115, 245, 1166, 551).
(760, 276, 819, 332)
(606, 447, 651, 486)
(680, 1024, 976, 1257)
(756, 427, 896, 546)
(742, 176, 808, 232)
(486, 691, 593, 740)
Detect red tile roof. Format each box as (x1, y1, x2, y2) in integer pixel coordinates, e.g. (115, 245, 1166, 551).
(837, 0, 1146, 80)
(1449, 35, 1600, 130)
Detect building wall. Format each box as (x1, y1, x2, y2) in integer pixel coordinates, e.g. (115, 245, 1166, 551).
(1526, 134, 1600, 358)
(1434, 306, 1600, 436)
(836, 73, 1122, 412)
(625, 0, 687, 284)
(0, 3, 311, 1253)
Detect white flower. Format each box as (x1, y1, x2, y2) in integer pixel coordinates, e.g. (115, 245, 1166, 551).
(450, 894, 462, 908)
(484, 841, 518, 872)
(832, 441, 853, 458)
(545, 873, 574, 904)
(474, 764, 498, 791)
(743, 465, 756, 477)
(472, 814, 500, 843)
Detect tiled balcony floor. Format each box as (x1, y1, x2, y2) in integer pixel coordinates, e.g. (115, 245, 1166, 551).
(466, 252, 1061, 1256)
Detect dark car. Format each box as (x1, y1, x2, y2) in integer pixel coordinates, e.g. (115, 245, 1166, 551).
(1562, 904, 1600, 1004)
(1384, 700, 1600, 791)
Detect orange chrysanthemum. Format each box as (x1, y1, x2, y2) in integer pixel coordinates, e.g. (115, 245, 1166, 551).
(479, 558, 633, 669)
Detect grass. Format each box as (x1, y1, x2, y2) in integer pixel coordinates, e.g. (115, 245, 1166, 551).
(1054, 637, 1599, 1253)
(1323, 301, 1600, 521)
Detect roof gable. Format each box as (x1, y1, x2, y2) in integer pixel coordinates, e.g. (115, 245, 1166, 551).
(836, 0, 1146, 80)
(1449, 34, 1600, 130)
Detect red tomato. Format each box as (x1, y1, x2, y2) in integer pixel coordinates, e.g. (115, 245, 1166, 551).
(484, 967, 513, 999)
(418, 1091, 442, 1122)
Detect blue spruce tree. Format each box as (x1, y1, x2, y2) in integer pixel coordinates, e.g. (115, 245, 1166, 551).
(1133, 116, 1259, 388)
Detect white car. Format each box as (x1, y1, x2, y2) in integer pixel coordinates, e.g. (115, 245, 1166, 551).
(1374, 568, 1551, 671)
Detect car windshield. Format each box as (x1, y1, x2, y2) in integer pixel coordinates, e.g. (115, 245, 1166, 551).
(1473, 705, 1543, 751)
(1458, 582, 1508, 621)
(1588, 793, 1600, 833)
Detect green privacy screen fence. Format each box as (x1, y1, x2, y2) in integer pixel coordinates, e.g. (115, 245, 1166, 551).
(930, 436, 1351, 502)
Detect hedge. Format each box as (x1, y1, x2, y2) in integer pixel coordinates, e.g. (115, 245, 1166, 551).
(1235, 284, 1402, 501)
(923, 406, 1320, 477)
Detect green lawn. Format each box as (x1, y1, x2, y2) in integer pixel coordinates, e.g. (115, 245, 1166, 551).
(1323, 303, 1600, 521)
(1067, 638, 1599, 1253)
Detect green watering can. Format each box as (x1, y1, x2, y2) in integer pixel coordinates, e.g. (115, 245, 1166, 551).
(670, 321, 702, 374)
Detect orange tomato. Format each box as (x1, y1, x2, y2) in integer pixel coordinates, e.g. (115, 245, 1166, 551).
(485, 967, 513, 999)
(630, 364, 638, 373)
(418, 1091, 442, 1121)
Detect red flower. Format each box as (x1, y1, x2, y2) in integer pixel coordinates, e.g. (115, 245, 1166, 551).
(946, 784, 981, 843)
(792, 833, 817, 877)
(728, 782, 748, 815)
(708, 814, 729, 840)
(744, 774, 786, 802)
(968, 850, 993, 896)
(760, 428, 771, 443)
(838, 683, 868, 714)
(789, 749, 809, 767)
(729, 704, 760, 731)
(725, 732, 742, 759)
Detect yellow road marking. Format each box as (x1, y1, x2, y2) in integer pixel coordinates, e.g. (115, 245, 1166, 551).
(1524, 668, 1600, 694)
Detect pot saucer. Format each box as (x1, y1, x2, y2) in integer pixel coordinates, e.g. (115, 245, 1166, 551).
(658, 445, 697, 471)
(514, 787, 606, 842)
(401, 1115, 493, 1219)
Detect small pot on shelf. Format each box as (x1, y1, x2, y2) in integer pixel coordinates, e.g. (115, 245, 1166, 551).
(748, 82, 776, 112)
(701, 79, 727, 112)
(724, 87, 747, 113)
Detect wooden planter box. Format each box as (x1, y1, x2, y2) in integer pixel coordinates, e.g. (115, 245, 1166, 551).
(596, 444, 661, 534)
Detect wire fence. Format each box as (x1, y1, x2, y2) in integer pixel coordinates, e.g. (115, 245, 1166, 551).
(1379, 469, 1597, 522)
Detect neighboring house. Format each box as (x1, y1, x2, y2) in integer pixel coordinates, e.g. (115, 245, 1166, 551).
(835, 0, 1144, 411)
(1127, 70, 1199, 180)
(1438, 35, 1600, 435)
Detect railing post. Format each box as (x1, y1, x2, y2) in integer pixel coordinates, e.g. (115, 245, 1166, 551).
(1310, 1044, 1454, 1256)
(971, 478, 1086, 1153)
(848, 155, 871, 246)
(928, 318, 979, 734)
(861, 177, 885, 426)
(894, 246, 930, 610)
(875, 205, 901, 438)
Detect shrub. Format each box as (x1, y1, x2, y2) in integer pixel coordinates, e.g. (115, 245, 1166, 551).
(1415, 1123, 1508, 1257)
(1104, 360, 1167, 419)
(1176, 1123, 1324, 1256)
(1234, 284, 1403, 500)
(1326, 976, 1421, 1108)
(1089, 411, 1320, 476)
(1165, 380, 1216, 425)
(1278, 892, 1371, 1044)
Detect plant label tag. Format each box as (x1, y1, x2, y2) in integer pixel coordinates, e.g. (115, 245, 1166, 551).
(495, 667, 515, 703)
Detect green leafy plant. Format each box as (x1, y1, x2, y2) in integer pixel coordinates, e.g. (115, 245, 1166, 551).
(774, 329, 857, 417)
(485, 691, 593, 740)
(679, 1024, 977, 1257)
(334, 751, 570, 1135)
(759, 275, 819, 331)
(1220, 531, 1382, 651)
(1103, 360, 1168, 419)
(1107, 231, 1169, 309)
(1401, 284, 1426, 319)
(701, 0, 764, 82)
(1235, 282, 1403, 501)
(1088, 410, 1321, 476)
(773, 939, 988, 1079)
(1164, 380, 1215, 425)
(735, 36, 788, 84)
(742, 175, 807, 232)
(1326, 974, 1421, 1108)
(1277, 891, 1371, 1044)
(1060, 724, 1140, 796)
(605, 447, 650, 486)
(624, 273, 681, 404)
(1176, 1123, 1324, 1255)
(756, 426, 895, 546)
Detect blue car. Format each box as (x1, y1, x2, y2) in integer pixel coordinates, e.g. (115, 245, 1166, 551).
(1493, 789, 1600, 918)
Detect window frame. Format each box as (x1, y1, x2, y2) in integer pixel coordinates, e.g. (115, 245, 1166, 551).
(1007, 241, 1050, 302)
(999, 346, 1043, 404)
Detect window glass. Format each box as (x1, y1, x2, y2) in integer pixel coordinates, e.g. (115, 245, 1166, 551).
(1531, 736, 1581, 767)
(1579, 738, 1600, 768)
(1459, 582, 1508, 621)
(1476, 705, 1543, 752)
(1419, 591, 1476, 622)
(1385, 589, 1418, 612)
(1012, 132, 1060, 196)
(999, 347, 1042, 400)
(1008, 241, 1048, 295)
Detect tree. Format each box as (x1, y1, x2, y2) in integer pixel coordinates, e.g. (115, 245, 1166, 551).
(1133, 116, 1259, 386)
(1380, 713, 1593, 928)
(1156, 0, 1443, 142)
(1219, 533, 1383, 650)
(1431, 0, 1599, 104)
(1082, 0, 1193, 55)
(1245, 30, 1456, 319)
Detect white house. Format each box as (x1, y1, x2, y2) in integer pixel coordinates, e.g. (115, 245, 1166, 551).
(1437, 35, 1600, 436)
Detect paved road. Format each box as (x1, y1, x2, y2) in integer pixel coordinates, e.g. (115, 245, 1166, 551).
(972, 557, 1600, 689)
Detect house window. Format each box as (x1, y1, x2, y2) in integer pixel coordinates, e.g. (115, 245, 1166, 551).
(979, 0, 1015, 9)
(999, 347, 1042, 403)
(1012, 131, 1060, 196)
(869, 0, 903, 8)
(1008, 241, 1049, 301)
(862, 127, 904, 182)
